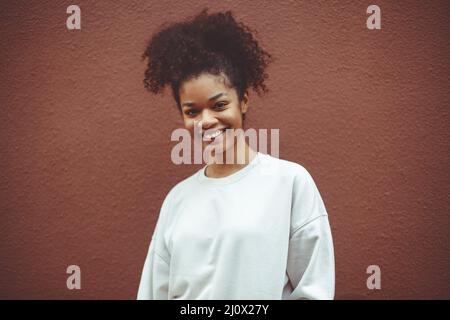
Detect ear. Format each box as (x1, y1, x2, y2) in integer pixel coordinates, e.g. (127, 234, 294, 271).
(240, 91, 249, 116)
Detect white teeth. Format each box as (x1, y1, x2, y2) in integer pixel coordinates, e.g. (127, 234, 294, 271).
(212, 130, 222, 138)
(204, 129, 224, 140)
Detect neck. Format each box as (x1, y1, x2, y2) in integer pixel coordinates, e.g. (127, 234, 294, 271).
(205, 143, 257, 178)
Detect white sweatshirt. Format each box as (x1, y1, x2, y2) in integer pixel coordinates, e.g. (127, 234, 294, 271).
(137, 152, 335, 300)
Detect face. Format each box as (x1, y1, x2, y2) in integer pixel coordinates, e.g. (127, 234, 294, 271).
(179, 72, 249, 162)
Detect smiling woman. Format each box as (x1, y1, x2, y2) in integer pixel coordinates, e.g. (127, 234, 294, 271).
(179, 73, 246, 168)
(137, 7, 335, 300)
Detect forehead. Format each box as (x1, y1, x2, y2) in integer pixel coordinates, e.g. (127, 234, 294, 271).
(179, 73, 234, 102)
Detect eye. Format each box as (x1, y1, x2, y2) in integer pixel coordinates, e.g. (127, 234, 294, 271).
(213, 102, 228, 110)
(184, 109, 198, 117)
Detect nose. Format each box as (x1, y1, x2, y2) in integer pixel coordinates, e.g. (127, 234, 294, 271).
(200, 109, 218, 130)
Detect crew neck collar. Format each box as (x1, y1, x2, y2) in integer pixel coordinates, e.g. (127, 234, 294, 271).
(196, 152, 262, 186)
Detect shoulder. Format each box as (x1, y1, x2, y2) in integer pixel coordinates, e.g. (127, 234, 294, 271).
(260, 153, 328, 226)
(257, 152, 313, 183)
(153, 170, 200, 230)
(264, 154, 323, 202)
(159, 169, 201, 208)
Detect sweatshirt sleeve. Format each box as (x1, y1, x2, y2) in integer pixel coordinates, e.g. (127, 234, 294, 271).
(284, 166, 335, 300)
(137, 194, 173, 300)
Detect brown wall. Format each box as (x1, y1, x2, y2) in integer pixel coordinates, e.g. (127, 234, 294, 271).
(0, 0, 449, 299)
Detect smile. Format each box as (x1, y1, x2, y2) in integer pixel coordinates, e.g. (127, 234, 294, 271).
(203, 128, 227, 141)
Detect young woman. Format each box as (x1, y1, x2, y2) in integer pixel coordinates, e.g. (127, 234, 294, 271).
(137, 8, 335, 300)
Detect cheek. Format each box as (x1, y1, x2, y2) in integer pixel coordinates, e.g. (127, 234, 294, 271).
(182, 118, 194, 130)
(222, 108, 243, 127)
(183, 119, 201, 138)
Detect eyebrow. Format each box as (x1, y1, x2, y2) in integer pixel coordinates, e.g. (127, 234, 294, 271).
(181, 92, 228, 107)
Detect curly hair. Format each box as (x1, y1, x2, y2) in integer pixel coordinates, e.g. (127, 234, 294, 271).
(142, 8, 274, 111)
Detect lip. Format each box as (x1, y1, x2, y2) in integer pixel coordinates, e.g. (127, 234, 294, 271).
(202, 127, 230, 141)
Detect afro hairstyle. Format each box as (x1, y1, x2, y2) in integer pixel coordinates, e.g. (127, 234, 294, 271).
(142, 8, 274, 112)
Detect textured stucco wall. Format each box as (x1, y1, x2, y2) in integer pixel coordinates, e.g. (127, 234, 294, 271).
(0, 0, 449, 299)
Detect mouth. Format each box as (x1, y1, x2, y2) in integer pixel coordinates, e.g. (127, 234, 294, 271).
(203, 127, 230, 142)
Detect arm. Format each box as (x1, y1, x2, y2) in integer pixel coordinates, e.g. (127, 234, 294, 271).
(137, 193, 173, 300)
(137, 233, 170, 299)
(285, 215, 335, 299)
(284, 167, 335, 300)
